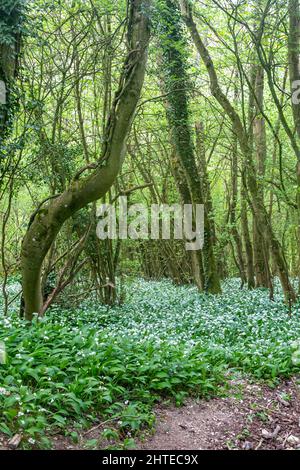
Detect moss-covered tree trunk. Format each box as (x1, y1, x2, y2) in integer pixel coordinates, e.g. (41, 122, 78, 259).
(21, 0, 152, 320)
(170, 150, 205, 291)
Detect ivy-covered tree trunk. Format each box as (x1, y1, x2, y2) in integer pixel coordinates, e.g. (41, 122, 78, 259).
(0, 0, 23, 141)
(170, 150, 205, 291)
(21, 0, 152, 320)
(159, 0, 221, 294)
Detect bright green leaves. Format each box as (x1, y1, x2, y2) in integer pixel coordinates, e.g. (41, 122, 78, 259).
(0, 277, 300, 447)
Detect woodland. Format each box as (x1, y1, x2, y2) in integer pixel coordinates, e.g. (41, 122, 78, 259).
(0, 0, 300, 451)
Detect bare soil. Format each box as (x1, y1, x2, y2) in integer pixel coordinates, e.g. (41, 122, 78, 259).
(139, 377, 300, 450)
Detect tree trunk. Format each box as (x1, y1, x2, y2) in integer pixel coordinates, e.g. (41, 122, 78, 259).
(241, 186, 255, 289)
(230, 133, 247, 286)
(181, 0, 296, 303)
(21, 0, 152, 320)
(170, 150, 205, 291)
(0, 1, 22, 140)
(160, 0, 221, 294)
(250, 65, 270, 288)
(289, 0, 300, 292)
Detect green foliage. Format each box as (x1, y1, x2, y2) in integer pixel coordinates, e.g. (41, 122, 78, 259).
(0, 0, 27, 47)
(156, 0, 192, 129)
(0, 0, 27, 142)
(0, 278, 300, 447)
(291, 340, 300, 366)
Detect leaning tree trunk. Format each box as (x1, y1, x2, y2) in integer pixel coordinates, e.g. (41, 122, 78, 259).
(181, 0, 296, 303)
(21, 0, 152, 320)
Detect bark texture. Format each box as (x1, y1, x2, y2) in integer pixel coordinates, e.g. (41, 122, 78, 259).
(0, 0, 22, 139)
(161, 0, 221, 294)
(181, 0, 296, 303)
(21, 0, 152, 319)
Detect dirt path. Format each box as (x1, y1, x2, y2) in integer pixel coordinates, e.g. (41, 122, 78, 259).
(139, 378, 300, 450)
(1, 377, 300, 450)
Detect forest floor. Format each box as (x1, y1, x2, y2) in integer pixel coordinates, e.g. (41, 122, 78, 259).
(1, 278, 300, 450)
(1, 376, 299, 450)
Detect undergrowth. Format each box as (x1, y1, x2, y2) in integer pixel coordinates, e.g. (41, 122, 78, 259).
(0, 278, 300, 448)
